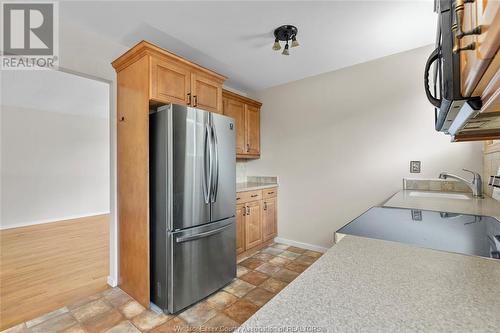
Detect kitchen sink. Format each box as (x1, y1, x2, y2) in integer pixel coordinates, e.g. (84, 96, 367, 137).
(408, 191, 470, 200)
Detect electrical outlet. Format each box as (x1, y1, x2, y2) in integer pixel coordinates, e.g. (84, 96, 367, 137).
(410, 161, 421, 173)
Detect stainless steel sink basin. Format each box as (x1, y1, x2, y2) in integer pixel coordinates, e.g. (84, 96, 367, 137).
(408, 191, 470, 200)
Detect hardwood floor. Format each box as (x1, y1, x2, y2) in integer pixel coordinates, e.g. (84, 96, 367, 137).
(0, 214, 110, 330)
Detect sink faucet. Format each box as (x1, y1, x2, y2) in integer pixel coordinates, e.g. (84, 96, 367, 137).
(438, 169, 483, 198)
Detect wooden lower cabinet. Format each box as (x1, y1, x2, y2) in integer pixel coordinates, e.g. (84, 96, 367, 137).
(262, 196, 277, 241)
(245, 200, 263, 249)
(236, 187, 278, 257)
(236, 204, 246, 255)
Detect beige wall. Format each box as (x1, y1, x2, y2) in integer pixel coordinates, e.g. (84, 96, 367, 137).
(245, 45, 484, 248)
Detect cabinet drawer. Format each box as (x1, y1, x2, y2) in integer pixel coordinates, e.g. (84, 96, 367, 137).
(236, 190, 262, 204)
(262, 187, 277, 199)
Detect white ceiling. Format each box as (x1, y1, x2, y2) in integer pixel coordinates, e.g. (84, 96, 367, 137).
(61, 1, 436, 93)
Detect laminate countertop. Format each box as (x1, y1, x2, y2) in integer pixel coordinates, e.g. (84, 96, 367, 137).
(238, 190, 500, 332)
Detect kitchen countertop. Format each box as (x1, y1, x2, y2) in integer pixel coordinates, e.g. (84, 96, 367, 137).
(238, 190, 500, 332)
(384, 190, 500, 220)
(236, 182, 278, 192)
(238, 235, 500, 332)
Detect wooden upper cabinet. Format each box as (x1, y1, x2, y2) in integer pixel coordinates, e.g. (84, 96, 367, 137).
(246, 105, 260, 155)
(222, 90, 262, 158)
(151, 57, 191, 105)
(460, 0, 499, 98)
(223, 97, 246, 154)
(191, 72, 223, 114)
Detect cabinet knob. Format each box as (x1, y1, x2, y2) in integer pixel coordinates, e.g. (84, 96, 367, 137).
(193, 95, 198, 107)
(251, 194, 258, 198)
(187, 93, 191, 105)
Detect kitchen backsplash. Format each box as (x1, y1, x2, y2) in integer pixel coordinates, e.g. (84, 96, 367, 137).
(236, 161, 247, 183)
(403, 178, 472, 193)
(483, 150, 500, 198)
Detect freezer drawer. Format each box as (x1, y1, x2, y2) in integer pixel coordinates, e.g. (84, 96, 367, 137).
(167, 218, 236, 313)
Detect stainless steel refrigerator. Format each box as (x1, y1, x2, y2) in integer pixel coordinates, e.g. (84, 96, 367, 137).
(150, 104, 236, 313)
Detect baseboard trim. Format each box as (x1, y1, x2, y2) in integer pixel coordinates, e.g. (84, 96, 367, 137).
(274, 237, 329, 253)
(1, 212, 111, 230)
(107, 276, 118, 287)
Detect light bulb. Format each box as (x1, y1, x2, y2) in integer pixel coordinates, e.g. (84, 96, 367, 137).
(272, 39, 281, 51)
(291, 36, 299, 48)
(282, 43, 289, 56)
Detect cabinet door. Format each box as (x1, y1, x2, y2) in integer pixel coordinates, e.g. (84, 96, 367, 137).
(223, 97, 246, 154)
(262, 197, 277, 242)
(245, 105, 260, 155)
(191, 72, 223, 113)
(236, 204, 246, 255)
(244, 201, 262, 249)
(150, 58, 191, 105)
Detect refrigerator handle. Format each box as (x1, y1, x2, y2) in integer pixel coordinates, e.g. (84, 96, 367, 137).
(210, 121, 219, 203)
(203, 122, 212, 204)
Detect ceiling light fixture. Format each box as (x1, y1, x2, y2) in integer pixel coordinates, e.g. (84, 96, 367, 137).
(272, 25, 299, 55)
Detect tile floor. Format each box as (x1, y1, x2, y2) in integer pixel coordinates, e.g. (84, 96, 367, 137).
(2, 243, 323, 333)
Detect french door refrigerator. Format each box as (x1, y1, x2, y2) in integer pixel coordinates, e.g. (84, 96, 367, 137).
(150, 104, 236, 313)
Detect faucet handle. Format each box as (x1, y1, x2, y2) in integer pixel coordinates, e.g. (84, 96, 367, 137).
(462, 169, 481, 181)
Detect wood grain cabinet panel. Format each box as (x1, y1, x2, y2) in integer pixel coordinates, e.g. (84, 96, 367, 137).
(244, 200, 263, 250)
(262, 196, 277, 242)
(191, 72, 223, 113)
(236, 204, 246, 255)
(246, 105, 260, 155)
(222, 90, 262, 158)
(151, 57, 191, 105)
(223, 97, 246, 154)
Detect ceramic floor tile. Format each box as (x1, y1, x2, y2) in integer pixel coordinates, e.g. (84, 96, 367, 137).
(239, 258, 264, 270)
(271, 243, 289, 250)
(272, 268, 300, 283)
(286, 246, 307, 254)
(201, 313, 239, 332)
(255, 263, 281, 275)
(239, 271, 269, 286)
(29, 313, 77, 333)
(150, 317, 191, 333)
(236, 265, 250, 278)
(295, 255, 317, 265)
(223, 299, 259, 324)
(103, 289, 133, 308)
(277, 251, 301, 260)
(0, 323, 26, 333)
(103, 321, 141, 333)
(118, 301, 145, 319)
(81, 309, 124, 333)
(268, 256, 291, 267)
(260, 247, 283, 256)
(285, 261, 309, 273)
(178, 301, 217, 327)
(259, 278, 288, 294)
(26, 307, 69, 328)
(72, 300, 112, 322)
(243, 288, 275, 307)
(68, 293, 103, 311)
(61, 324, 86, 333)
(130, 310, 170, 332)
(251, 253, 275, 262)
(303, 250, 323, 258)
(206, 291, 238, 310)
(223, 279, 255, 297)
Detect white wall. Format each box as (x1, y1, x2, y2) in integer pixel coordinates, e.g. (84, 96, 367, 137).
(245, 45, 484, 248)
